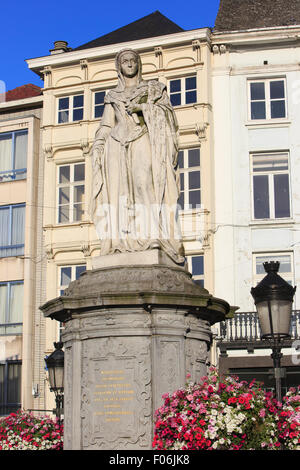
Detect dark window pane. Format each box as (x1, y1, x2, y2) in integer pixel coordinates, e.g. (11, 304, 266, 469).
(274, 174, 290, 218)
(95, 105, 104, 118)
(58, 110, 69, 123)
(186, 90, 197, 104)
(95, 91, 105, 105)
(178, 192, 184, 209)
(74, 185, 84, 204)
(59, 187, 69, 205)
(177, 151, 184, 169)
(14, 131, 28, 171)
(180, 172, 184, 190)
(170, 80, 181, 93)
(186, 77, 196, 90)
(170, 94, 181, 106)
(7, 363, 21, 405)
(270, 81, 285, 99)
(74, 204, 84, 221)
(192, 256, 204, 275)
(0, 365, 4, 412)
(73, 108, 83, 121)
(76, 265, 86, 279)
(73, 95, 83, 108)
(58, 206, 69, 223)
(74, 164, 85, 182)
(189, 190, 201, 208)
(271, 100, 286, 118)
(253, 175, 270, 219)
(0, 208, 10, 247)
(251, 101, 266, 120)
(250, 82, 265, 100)
(58, 97, 69, 110)
(61, 267, 71, 286)
(189, 171, 200, 189)
(188, 149, 200, 167)
(59, 166, 70, 184)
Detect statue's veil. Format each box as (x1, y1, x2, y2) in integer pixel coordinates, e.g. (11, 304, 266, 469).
(115, 49, 143, 91)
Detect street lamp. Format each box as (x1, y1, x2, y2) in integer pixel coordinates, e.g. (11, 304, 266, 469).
(45, 342, 64, 423)
(251, 261, 296, 403)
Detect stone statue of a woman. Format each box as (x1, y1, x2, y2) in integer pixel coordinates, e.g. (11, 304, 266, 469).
(91, 49, 185, 264)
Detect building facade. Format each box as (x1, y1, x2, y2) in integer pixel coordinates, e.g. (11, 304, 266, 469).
(212, 0, 300, 392)
(3, 5, 296, 414)
(0, 86, 45, 415)
(26, 12, 216, 412)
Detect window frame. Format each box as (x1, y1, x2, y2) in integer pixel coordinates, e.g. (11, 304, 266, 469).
(93, 89, 107, 119)
(58, 264, 86, 296)
(0, 129, 28, 182)
(250, 151, 291, 221)
(168, 75, 197, 107)
(187, 254, 205, 287)
(248, 78, 287, 121)
(0, 203, 25, 257)
(0, 280, 23, 335)
(0, 360, 22, 415)
(57, 162, 85, 224)
(177, 147, 201, 211)
(57, 93, 84, 124)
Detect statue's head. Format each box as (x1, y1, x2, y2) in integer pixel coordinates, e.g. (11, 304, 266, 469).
(115, 49, 142, 86)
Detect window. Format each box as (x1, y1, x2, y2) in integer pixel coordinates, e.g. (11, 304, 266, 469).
(251, 152, 290, 220)
(58, 264, 86, 340)
(59, 264, 86, 296)
(249, 78, 287, 120)
(177, 148, 201, 210)
(254, 253, 293, 286)
(0, 281, 23, 335)
(188, 255, 205, 287)
(57, 163, 85, 223)
(0, 204, 25, 257)
(94, 90, 106, 118)
(0, 361, 22, 415)
(0, 130, 28, 181)
(169, 76, 197, 107)
(58, 94, 84, 123)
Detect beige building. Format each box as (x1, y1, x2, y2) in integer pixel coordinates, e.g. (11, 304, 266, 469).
(26, 11, 216, 411)
(0, 85, 45, 415)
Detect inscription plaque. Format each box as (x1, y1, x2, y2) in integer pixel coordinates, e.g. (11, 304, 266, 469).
(93, 368, 135, 425)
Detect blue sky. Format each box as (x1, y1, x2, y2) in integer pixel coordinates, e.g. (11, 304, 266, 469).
(1, 0, 220, 91)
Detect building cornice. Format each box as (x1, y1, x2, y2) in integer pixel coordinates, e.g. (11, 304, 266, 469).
(0, 95, 43, 111)
(212, 24, 300, 47)
(26, 28, 211, 75)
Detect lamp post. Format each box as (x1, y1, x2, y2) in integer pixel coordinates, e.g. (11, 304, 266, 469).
(251, 261, 296, 403)
(45, 342, 64, 423)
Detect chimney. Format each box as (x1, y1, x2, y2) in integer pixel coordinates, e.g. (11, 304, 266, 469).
(50, 41, 71, 55)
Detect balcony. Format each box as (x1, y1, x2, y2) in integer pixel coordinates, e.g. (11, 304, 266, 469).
(217, 310, 300, 356)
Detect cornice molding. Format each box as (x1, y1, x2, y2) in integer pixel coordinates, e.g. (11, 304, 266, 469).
(26, 28, 211, 74)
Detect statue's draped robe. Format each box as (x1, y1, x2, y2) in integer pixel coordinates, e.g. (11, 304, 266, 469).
(91, 79, 184, 263)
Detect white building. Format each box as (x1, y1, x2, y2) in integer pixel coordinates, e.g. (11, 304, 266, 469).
(211, 0, 300, 389)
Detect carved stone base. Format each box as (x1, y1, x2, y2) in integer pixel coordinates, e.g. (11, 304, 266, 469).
(41, 261, 229, 450)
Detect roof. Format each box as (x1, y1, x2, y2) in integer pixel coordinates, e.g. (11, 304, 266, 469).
(214, 0, 300, 32)
(4, 84, 42, 102)
(74, 11, 184, 51)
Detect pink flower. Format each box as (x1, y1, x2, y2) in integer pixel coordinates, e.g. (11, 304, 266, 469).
(259, 409, 266, 418)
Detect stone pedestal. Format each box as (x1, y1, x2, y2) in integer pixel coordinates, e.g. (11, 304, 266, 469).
(41, 254, 229, 450)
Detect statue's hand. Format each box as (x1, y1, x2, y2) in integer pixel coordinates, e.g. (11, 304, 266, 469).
(126, 103, 142, 115)
(94, 145, 104, 167)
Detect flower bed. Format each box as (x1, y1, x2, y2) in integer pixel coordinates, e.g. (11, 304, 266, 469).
(0, 411, 63, 450)
(153, 367, 300, 450)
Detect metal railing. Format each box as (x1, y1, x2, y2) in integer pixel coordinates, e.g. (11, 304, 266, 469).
(218, 310, 300, 343)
